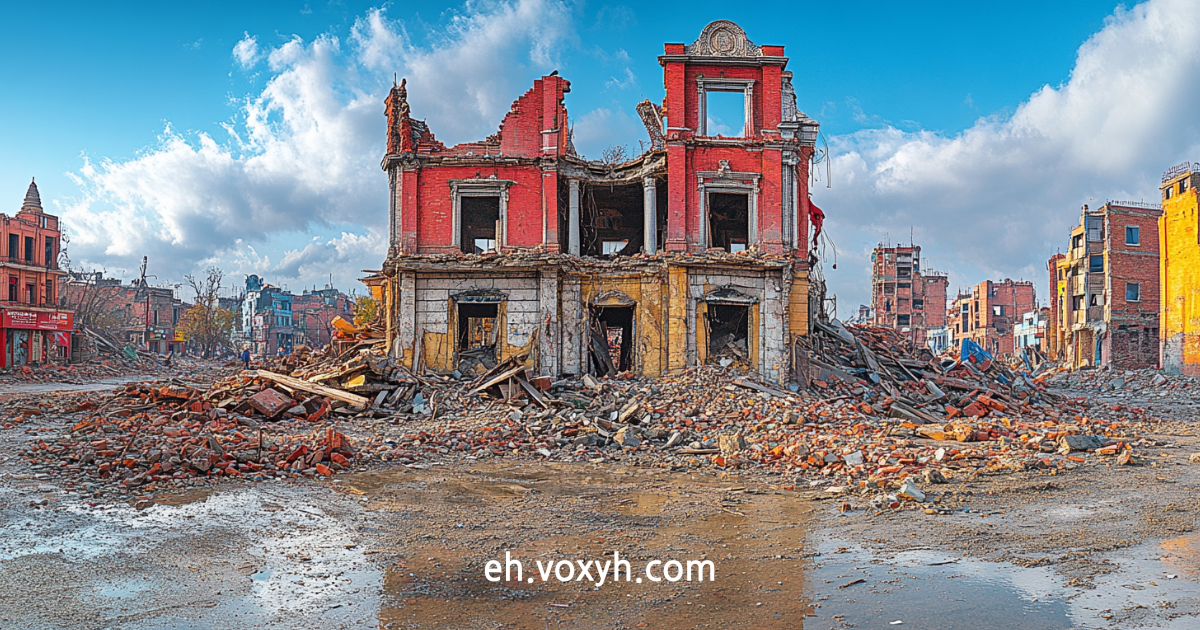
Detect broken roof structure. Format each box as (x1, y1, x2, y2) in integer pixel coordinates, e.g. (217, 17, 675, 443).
(367, 20, 828, 384)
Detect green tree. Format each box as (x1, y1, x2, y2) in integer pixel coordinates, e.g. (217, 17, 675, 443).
(353, 296, 378, 328)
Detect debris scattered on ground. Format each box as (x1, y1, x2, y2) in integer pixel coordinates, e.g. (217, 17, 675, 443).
(2, 320, 1191, 512)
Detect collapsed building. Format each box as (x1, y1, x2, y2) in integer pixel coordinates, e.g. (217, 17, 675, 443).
(868, 244, 948, 349)
(948, 279, 1036, 356)
(365, 21, 826, 384)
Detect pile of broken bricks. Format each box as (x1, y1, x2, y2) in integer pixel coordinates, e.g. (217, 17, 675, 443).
(2, 320, 1180, 512)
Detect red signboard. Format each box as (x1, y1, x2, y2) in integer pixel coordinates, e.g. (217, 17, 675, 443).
(1, 310, 74, 331)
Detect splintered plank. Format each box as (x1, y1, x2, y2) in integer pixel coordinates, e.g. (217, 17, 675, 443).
(255, 370, 370, 407)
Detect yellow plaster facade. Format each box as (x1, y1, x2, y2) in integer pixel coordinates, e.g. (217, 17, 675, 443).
(1160, 168, 1200, 376)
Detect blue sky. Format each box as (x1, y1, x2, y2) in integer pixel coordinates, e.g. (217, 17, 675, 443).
(2, 0, 1196, 313)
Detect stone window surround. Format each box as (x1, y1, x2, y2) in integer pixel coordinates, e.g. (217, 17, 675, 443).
(696, 167, 759, 250)
(450, 179, 514, 249)
(696, 77, 754, 137)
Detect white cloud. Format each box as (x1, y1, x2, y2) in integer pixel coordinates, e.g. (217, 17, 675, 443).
(349, 0, 574, 141)
(605, 67, 637, 91)
(59, 1, 576, 292)
(571, 107, 647, 159)
(232, 32, 259, 68)
(813, 0, 1200, 316)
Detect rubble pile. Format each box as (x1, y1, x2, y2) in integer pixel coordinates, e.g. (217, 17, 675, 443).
(0, 359, 133, 385)
(1048, 367, 1200, 401)
(6, 372, 372, 498)
(2, 320, 1178, 508)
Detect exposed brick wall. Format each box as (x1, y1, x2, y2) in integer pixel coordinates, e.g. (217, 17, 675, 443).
(1104, 205, 1162, 369)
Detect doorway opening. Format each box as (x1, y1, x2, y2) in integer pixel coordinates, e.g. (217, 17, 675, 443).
(456, 302, 499, 371)
(706, 304, 749, 366)
(596, 306, 633, 373)
(461, 196, 500, 254)
(708, 193, 749, 252)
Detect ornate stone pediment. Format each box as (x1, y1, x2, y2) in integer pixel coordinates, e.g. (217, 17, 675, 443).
(685, 21, 761, 58)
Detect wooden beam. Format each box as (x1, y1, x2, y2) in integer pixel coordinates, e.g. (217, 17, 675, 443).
(255, 370, 370, 407)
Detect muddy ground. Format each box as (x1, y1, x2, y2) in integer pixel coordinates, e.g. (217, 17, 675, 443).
(1, 376, 1197, 629)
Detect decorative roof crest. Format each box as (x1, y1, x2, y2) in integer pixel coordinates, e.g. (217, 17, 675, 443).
(685, 21, 761, 57)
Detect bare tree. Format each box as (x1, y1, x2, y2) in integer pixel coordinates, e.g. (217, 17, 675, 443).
(60, 270, 129, 334)
(600, 144, 629, 166)
(179, 267, 236, 358)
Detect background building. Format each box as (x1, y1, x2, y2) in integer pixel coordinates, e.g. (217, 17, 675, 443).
(1014, 309, 1049, 353)
(1060, 202, 1161, 369)
(949, 279, 1036, 356)
(1046, 253, 1067, 360)
(242, 274, 294, 356)
(293, 285, 353, 349)
(1160, 163, 1200, 375)
(1, 179, 73, 366)
(869, 244, 949, 348)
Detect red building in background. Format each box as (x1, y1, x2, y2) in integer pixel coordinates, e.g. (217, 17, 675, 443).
(869, 244, 949, 348)
(1, 179, 73, 367)
(293, 287, 353, 349)
(949, 279, 1036, 356)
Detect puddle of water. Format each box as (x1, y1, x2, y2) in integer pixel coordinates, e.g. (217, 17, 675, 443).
(809, 544, 1074, 630)
(0, 485, 381, 628)
(807, 531, 1200, 630)
(1081, 533, 1200, 629)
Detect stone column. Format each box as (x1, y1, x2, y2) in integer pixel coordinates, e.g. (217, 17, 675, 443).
(568, 179, 580, 255)
(643, 177, 657, 255)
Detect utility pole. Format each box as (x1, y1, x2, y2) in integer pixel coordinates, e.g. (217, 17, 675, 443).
(137, 256, 156, 352)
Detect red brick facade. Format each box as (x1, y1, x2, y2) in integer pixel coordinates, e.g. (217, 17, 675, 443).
(375, 22, 826, 383)
(949, 279, 1036, 356)
(869, 245, 948, 348)
(1, 179, 73, 367)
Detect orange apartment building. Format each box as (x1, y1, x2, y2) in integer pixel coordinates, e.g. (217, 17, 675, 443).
(1, 179, 73, 367)
(948, 279, 1036, 356)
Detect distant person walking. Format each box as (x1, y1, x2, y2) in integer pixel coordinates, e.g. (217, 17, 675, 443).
(241, 348, 251, 370)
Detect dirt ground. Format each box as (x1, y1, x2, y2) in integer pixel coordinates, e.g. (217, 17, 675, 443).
(1, 376, 1197, 629)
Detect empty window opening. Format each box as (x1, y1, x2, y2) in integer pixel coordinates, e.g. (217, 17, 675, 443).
(24, 236, 34, 262)
(897, 314, 911, 326)
(709, 193, 749, 252)
(705, 90, 746, 137)
(706, 304, 750, 367)
(456, 302, 499, 369)
(591, 306, 634, 374)
(602, 240, 628, 255)
(581, 183, 643, 257)
(460, 196, 500, 254)
(912, 299, 924, 310)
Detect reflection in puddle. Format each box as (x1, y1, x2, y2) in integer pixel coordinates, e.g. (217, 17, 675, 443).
(808, 544, 1074, 630)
